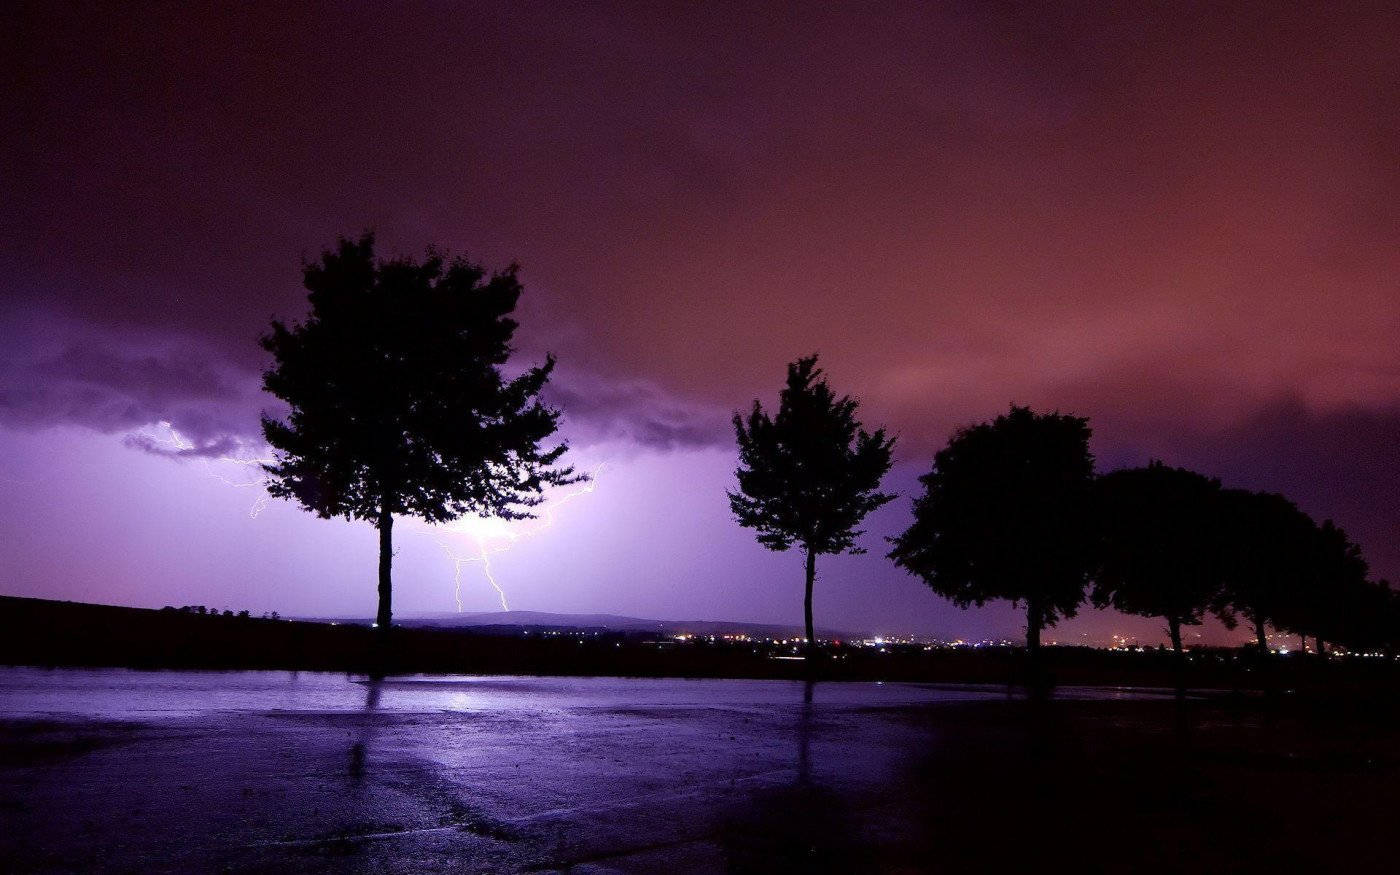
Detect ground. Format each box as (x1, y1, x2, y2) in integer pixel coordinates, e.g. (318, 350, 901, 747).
(0, 670, 1395, 872)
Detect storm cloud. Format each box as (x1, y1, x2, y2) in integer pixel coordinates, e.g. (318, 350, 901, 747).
(2, 1, 1395, 629)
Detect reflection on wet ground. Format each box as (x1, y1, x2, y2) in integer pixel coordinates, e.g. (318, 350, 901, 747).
(1, 668, 1395, 871)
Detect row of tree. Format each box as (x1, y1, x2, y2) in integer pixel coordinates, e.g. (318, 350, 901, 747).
(258, 235, 1390, 676)
(731, 357, 1394, 673)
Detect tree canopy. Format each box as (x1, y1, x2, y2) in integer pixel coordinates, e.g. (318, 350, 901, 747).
(1093, 462, 1226, 655)
(1271, 518, 1369, 651)
(889, 405, 1096, 654)
(1211, 488, 1316, 652)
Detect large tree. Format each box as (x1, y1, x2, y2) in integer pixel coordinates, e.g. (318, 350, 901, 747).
(261, 234, 579, 639)
(729, 355, 895, 651)
(1092, 462, 1226, 689)
(889, 406, 1097, 670)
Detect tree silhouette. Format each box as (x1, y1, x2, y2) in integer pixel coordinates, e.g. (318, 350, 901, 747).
(889, 406, 1096, 676)
(1273, 519, 1369, 655)
(1092, 462, 1225, 690)
(1211, 489, 1315, 655)
(1348, 579, 1399, 657)
(261, 234, 579, 640)
(729, 355, 895, 651)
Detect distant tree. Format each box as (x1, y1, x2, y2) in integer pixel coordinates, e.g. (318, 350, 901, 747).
(1212, 489, 1316, 655)
(729, 355, 895, 651)
(261, 234, 579, 641)
(1272, 519, 1369, 655)
(1092, 463, 1226, 681)
(1372, 581, 1399, 659)
(889, 406, 1096, 676)
(1333, 578, 1393, 655)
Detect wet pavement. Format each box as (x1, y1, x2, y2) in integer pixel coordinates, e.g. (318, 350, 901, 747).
(5, 668, 1395, 872)
(0, 669, 1017, 872)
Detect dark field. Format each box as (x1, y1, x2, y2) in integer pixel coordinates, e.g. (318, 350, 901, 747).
(7, 596, 1399, 695)
(1, 669, 1396, 873)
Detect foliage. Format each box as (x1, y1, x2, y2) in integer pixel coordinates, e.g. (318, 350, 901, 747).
(729, 355, 895, 557)
(261, 234, 578, 526)
(889, 405, 1096, 638)
(1092, 462, 1226, 641)
(1211, 488, 1316, 647)
(1269, 518, 1368, 646)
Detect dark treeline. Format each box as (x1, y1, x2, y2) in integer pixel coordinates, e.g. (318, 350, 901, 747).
(734, 359, 1396, 691)
(7, 597, 1398, 696)
(254, 238, 1394, 688)
(888, 407, 1396, 664)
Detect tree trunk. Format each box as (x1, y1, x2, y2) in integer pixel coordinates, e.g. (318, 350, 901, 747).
(376, 509, 393, 640)
(1315, 636, 1324, 658)
(1026, 595, 1043, 697)
(803, 547, 816, 653)
(1168, 614, 1185, 698)
(1253, 614, 1267, 656)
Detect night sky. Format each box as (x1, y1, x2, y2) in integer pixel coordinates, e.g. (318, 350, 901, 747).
(3, 2, 1395, 644)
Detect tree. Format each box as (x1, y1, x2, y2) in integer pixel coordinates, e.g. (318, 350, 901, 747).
(1360, 580, 1399, 658)
(1211, 489, 1315, 655)
(1272, 518, 1368, 655)
(1330, 578, 1391, 655)
(261, 234, 579, 641)
(1092, 462, 1225, 689)
(729, 355, 895, 651)
(889, 406, 1096, 672)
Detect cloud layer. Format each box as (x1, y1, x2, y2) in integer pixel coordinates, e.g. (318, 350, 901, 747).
(2, 2, 1395, 626)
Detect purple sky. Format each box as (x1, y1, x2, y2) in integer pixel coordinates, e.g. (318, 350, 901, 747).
(2, 2, 1396, 644)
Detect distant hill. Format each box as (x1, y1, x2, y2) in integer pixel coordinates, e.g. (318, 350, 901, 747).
(385, 610, 854, 640)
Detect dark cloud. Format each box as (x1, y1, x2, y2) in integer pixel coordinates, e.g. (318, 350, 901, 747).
(120, 433, 248, 460)
(0, 306, 729, 457)
(38, 344, 238, 404)
(0, 1, 1395, 629)
(0, 311, 266, 452)
(544, 372, 730, 451)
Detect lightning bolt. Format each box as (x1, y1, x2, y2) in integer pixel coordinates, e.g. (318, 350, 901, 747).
(427, 465, 605, 612)
(442, 547, 509, 611)
(146, 422, 273, 518)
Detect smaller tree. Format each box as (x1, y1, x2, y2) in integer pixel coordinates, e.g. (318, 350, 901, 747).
(730, 355, 895, 651)
(1212, 489, 1316, 655)
(1332, 578, 1392, 655)
(1092, 462, 1226, 689)
(1367, 580, 1399, 659)
(1272, 519, 1368, 655)
(889, 406, 1097, 673)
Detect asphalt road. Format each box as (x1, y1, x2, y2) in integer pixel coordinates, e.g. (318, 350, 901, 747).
(0, 670, 1008, 872)
(2, 669, 1395, 872)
